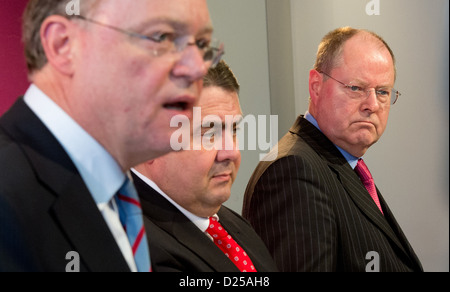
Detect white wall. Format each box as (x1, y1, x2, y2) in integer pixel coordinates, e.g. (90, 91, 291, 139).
(207, 0, 272, 213)
(208, 0, 449, 272)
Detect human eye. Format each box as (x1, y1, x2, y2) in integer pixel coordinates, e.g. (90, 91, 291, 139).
(195, 38, 211, 50)
(376, 89, 390, 97)
(202, 127, 220, 147)
(348, 85, 363, 92)
(147, 31, 176, 43)
(202, 128, 214, 137)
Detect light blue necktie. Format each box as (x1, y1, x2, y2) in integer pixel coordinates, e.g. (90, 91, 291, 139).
(116, 177, 151, 272)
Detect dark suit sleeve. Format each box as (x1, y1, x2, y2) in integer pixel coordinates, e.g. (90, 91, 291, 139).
(245, 155, 338, 272)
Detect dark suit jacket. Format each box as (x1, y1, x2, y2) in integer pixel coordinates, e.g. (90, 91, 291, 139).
(132, 172, 278, 272)
(242, 116, 423, 272)
(0, 98, 130, 272)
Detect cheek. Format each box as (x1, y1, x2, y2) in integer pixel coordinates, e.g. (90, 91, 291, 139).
(319, 99, 349, 128)
(234, 155, 242, 176)
(126, 59, 169, 96)
(376, 111, 390, 135)
(120, 61, 173, 121)
(177, 152, 214, 181)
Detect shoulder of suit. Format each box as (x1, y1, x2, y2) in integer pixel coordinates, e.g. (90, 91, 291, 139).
(218, 205, 253, 227)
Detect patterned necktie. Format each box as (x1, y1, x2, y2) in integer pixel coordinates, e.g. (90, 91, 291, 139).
(116, 177, 152, 272)
(206, 217, 257, 272)
(354, 159, 384, 215)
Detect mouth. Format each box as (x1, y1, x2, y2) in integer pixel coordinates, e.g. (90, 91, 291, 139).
(354, 120, 376, 127)
(163, 95, 197, 113)
(212, 172, 233, 182)
(163, 102, 189, 111)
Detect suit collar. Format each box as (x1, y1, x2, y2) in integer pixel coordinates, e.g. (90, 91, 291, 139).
(216, 207, 271, 272)
(290, 116, 346, 165)
(331, 162, 408, 251)
(131, 169, 212, 233)
(134, 173, 239, 272)
(171, 211, 239, 272)
(0, 99, 130, 272)
(24, 84, 124, 205)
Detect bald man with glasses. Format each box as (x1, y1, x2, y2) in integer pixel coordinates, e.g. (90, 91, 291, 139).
(243, 27, 423, 272)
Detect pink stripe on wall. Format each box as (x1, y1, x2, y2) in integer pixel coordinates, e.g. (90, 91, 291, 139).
(0, 0, 30, 115)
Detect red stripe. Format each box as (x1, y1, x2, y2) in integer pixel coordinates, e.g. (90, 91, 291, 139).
(132, 226, 146, 255)
(117, 194, 141, 207)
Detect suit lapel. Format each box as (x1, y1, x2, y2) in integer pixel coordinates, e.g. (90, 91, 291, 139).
(135, 177, 239, 272)
(294, 116, 411, 258)
(50, 173, 130, 272)
(377, 191, 424, 270)
(332, 162, 409, 254)
(217, 208, 267, 271)
(171, 215, 239, 272)
(1, 99, 130, 272)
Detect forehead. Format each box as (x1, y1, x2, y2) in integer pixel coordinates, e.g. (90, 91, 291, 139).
(337, 34, 395, 83)
(199, 87, 242, 118)
(342, 34, 394, 67)
(94, 0, 212, 32)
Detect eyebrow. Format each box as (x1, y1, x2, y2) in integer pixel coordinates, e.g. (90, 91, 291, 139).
(132, 17, 213, 35)
(351, 78, 393, 89)
(200, 116, 242, 132)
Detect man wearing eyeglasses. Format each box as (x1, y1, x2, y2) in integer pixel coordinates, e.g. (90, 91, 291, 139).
(0, 0, 222, 272)
(243, 27, 423, 272)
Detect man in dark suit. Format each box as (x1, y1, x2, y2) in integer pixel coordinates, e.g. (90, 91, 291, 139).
(243, 27, 423, 272)
(132, 61, 277, 272)
(0, 0, 222, 272)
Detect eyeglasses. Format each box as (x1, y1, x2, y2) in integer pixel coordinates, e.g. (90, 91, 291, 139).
(72, 15, 224, 68)
(320, 72, 401, 105)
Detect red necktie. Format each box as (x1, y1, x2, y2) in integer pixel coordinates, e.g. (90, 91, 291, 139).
(354, 159, 384, 215)
(207, 217, 257, 272)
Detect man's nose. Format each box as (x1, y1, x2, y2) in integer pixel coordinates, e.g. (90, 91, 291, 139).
(216, 133, 240, 162)
(172, 44, 209, 82)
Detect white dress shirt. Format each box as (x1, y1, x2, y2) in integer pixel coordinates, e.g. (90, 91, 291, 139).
(24, 84, 137, 272)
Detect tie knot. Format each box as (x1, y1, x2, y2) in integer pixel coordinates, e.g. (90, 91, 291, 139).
(355, 159, 373, 182)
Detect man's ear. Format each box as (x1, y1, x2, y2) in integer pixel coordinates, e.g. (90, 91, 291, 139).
(309, 69, 323, 104)
(40, 15, 76, 76)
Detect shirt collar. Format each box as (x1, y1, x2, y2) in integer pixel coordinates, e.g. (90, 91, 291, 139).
(304, 111, 360, 169)
(131, 168, 217, 233)
(24, 84, 125, 204)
